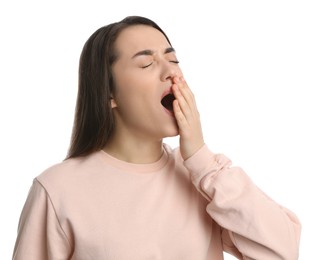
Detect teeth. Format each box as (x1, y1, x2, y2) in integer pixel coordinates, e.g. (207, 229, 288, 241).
(161, 93, 175, 111)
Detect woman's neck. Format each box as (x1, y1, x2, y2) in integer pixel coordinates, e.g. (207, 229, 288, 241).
(103, 135, 164, 164)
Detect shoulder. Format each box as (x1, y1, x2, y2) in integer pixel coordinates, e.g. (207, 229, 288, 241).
(36, 151, 103, 192)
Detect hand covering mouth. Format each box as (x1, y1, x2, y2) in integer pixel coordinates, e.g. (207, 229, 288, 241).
(161, 93, 175, 111)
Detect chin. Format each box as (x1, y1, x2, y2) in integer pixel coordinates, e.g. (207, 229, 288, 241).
(162, 125, 179, 138)
(156, 112, 179, 137)
(164, 132, 179, 139)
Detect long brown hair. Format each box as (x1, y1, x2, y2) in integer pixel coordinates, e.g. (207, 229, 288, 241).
(66, 16, 171, 159)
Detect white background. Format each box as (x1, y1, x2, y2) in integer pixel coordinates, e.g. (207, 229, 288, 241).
(1, 0, 317, 259)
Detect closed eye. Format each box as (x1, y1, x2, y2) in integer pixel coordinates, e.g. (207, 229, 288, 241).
(141, 62, 153, 69)
(142, 60, 179, 69)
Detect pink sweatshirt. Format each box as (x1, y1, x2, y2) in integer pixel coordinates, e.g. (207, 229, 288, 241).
(13, 144, 301, 259)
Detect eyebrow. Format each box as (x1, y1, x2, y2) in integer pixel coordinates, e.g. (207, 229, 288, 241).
(131, 47, 175, 59)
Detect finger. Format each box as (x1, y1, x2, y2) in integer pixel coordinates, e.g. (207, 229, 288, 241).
(172, 99, 189, 130)
(173, 78, 198, 120)
(174, 77, 196, 109)
(172, 83, 192, 119)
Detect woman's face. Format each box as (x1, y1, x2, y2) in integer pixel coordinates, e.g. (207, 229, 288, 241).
(111, 24, 183, 141)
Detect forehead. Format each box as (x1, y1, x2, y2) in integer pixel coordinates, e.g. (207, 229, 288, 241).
(114, 25, 171, 56)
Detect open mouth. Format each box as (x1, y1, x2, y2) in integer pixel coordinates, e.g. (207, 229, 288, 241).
(161, 93, 175, 112)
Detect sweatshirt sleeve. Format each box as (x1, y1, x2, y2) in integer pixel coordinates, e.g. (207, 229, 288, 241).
(12, 179, 72, 260)
(184, 144, 301, 260)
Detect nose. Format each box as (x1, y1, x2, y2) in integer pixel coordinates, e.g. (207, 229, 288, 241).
(160, 60, 180, 82)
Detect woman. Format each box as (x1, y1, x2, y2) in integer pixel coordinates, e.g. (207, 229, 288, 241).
(13, 16, 301, 259)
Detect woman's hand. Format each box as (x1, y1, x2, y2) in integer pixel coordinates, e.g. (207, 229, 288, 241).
(172, 76, 205, 160)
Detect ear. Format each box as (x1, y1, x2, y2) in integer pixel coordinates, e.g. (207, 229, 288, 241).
(110, 98, 117, 108)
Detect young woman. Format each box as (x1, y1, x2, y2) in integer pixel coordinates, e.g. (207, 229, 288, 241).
(13, 16, 301, 260)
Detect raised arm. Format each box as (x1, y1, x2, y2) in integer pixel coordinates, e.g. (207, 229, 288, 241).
(172, 77, 301, 259)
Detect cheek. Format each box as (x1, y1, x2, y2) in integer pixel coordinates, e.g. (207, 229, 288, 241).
(112, 65, 158, 106)
(112, 74, 136, 104)
(116, 74, 154, 100)
(114, 81, 153, 109)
